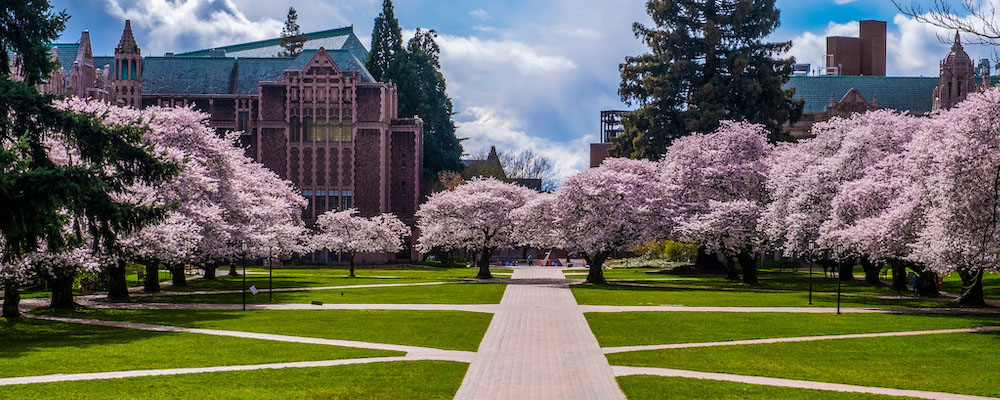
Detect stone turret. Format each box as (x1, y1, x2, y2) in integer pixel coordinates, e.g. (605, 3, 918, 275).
(112, 20, 142, 107)
(67, 30, 96, 99)
(933, 31, 977, 111)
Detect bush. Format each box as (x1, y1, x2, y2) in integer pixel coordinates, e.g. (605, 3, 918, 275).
(630, 240, 698, 262)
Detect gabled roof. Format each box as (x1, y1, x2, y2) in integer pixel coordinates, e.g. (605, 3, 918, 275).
(175, 26, 369, 62)
(784, 76, 940, 114)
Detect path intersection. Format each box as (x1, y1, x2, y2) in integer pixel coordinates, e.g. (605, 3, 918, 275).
(4, 266, 999, 399)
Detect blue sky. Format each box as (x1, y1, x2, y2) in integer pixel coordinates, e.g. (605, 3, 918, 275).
(49, 0, 975, 179)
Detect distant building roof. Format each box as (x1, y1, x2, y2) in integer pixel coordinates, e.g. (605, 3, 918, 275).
(175, 26, 369, 62)
(784, 76, 940, 114)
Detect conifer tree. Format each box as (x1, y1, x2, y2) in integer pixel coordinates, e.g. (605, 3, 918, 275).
(278, 7, 307, 57)
(365, 0, 404, 83)
(614, 0, 803, 160)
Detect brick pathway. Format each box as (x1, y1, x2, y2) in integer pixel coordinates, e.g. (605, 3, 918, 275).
(454, 268, 626, 400)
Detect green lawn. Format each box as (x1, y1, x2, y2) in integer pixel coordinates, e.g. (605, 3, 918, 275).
(941, 271, 1000, 298)
(41, 308, 492, 352)
(0, 319, 399, 378)
(117, 282, 507, 305)
(160, 266, 510, 292)
(571, 284, 946, 308)
(0, 361, 467, 399)
(607, 332, 1000, 398)
(617, 376, 919, 399)
(587, 312, 1000, 347)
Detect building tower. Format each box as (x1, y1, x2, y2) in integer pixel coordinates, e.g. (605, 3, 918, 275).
(112, 20, 142, 107)
(933, 31, 976, 111)
(67, 30, 96, 98)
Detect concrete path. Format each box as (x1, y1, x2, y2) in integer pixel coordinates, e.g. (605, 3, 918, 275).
(28, 314, 475, 362)
(454, 268, 626, 400)
(75, 300, 501, 313)
(602, 325, 1000, 354)
(612, 366, 998, 400)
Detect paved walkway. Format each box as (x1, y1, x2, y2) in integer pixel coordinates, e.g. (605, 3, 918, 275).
(602, 325, 1000, 353)
(612, 366, 997, 400)
(454, 268, 626, 400)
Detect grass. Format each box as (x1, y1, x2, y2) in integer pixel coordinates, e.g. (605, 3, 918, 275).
(116, 282, 507, 305)
(0, 318, 399, 378)
(40, 308, 493, 352)
(616, 376, 920, 399)
(607, 331, 1000, 398)
(571, 283, 946, 308)
(587, 312, 1000, 347)
(0, 361, 467, 399)
(941, 271, 1000, 298)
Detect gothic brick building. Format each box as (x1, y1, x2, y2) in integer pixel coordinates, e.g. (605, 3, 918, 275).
(24, 21, 423, 262)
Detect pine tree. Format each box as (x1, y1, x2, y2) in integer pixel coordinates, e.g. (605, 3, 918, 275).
(365, 0, 404, 83)
(614, 0, 803, 160)
(278, 7, 307, 57)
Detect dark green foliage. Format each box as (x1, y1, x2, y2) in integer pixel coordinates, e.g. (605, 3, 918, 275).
(366, 3, 462, 184)
(0, 2, 179, 262)
(365, 0, 404, 83)
(277, 7, 306, 57)
(614, 0, 804, 159)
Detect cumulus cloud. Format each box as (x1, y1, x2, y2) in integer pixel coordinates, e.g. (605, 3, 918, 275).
(785, 21, 858, 75)
(469, 8, 491, 21)
(455, 106, 596, 181)
(104, 0, 283, 55)
(434, 33, 578, 75)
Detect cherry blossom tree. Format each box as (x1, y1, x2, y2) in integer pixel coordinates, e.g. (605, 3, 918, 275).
(416, 178, 537, 279)
(314, 209, 409, 277)
(515, 158, 665, 284)
(661, 121, 771, 284)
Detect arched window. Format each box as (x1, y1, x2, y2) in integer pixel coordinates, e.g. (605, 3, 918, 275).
(130, 60, 136, 80)
(289, 117, 300, 142)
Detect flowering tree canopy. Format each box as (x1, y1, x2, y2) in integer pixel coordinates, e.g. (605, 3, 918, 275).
(416, 178, 537, 279)
(315, 209, 409, 277)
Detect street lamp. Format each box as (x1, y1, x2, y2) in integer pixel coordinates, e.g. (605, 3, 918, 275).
(268, 239, 278, 303)
(241, 240, 248, 311)
(836, 244, 844, 315)
(807, 242, 814, 305)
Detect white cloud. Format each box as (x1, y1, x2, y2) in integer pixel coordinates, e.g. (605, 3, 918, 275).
(434, 33, 578, 75)
(833, 0, 861, 4)
(469, 8, 491, 21)
(785, 21, 858, 75)
(104, 0, 283, 55)
(456, 106, 595, 181)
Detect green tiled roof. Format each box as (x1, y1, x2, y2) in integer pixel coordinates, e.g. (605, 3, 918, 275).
(175, 26, 369, 62)
(784, 76, 940, 114)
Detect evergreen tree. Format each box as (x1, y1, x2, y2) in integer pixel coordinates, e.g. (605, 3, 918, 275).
(614, 0, 803, 160)
(365, 0, 404, 83)
(0, 0, 178, 316)
(278, 7, 307, 57)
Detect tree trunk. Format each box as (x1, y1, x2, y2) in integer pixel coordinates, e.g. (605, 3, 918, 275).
(957, 268, 986, 306)
(170, 266, 187, 287)
(49, 271, 76, 310)
(725, 257, 740, 281)
(349, 254, 356, 278)
(861, 258, 883, 286)
(2, 280, 21, 319)
(914, 268, 940, 298)
(229, 263, 238, 276)
(106, 259, 129, 301)
(476, 250, 493, 279)
(695, 248, 724, 271)
(144, 263, 160, 293)
(737, 253, 758, 285)
(839, 258, 856, 281)
(890, 261, 908, 292)
(585, 253, 608, 284)
(203, 264, 217, 280)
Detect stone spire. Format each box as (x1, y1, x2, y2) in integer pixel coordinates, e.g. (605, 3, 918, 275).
(116, 20, 140, 55)
(952, 30, 962, 51)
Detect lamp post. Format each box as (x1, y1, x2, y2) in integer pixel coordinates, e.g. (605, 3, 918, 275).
(807, 243, 814, 306)
(241, 240, 247, 311)
(267, 239, 278, 303)
(836, 244, 844, 315)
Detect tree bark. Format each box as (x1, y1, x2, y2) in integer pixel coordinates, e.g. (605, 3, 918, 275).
(2, 280, 21, 319)
(49, 271, 76, 309)
(203, 264, 217, 280)
(229, 263, 238, 276)
(725, 257, 740, 281)
(349, 254, 356, 278)
(911, 265, 939, 297)
(170, 266, 187, 287)
(585, 253, 608, 284)
(106, 259, 129, 301)
(839, 257, 856, 281)
(476, 250, 493, 279)
(144, 263, 160, 293)
(861, 258, 883, 286)
(889, 260, 908, 292)
(695, 248, 724, 271)
(957, 268, 986, 306)
(736, 252, 758, 285)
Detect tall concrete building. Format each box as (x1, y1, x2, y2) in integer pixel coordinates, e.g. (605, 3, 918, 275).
(826, 20, 887, 76)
